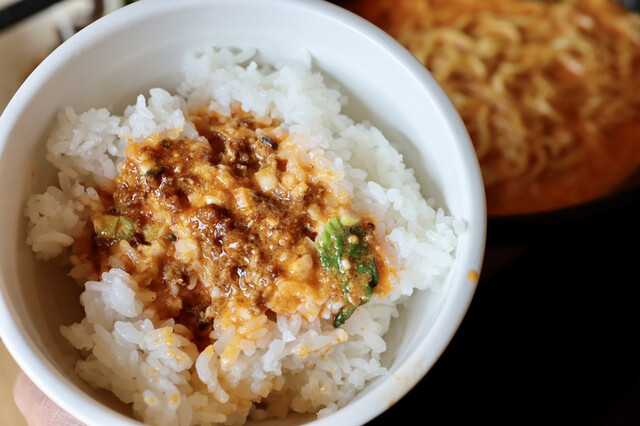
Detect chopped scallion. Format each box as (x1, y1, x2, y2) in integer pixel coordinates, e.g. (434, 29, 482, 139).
(316, 216, 380, 327)
(92, 214, 134, 241)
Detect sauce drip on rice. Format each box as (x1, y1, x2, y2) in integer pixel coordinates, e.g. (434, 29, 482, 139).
(76, 107, 390, 349)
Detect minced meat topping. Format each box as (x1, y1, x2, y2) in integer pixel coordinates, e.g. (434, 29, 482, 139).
(76, 107, 388, 347)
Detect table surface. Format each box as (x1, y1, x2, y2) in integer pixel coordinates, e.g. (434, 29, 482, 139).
(1, 1, 640, 425)
(0, 342, 26, 426)
(370, 198, 640, 424)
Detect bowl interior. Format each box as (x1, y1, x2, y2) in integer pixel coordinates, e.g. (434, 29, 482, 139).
(0, 0, 485, 424)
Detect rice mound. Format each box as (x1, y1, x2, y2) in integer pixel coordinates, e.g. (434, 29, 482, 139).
(25, 47, 463, 425)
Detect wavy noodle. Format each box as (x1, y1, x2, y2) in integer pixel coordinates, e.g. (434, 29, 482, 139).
(347, 0, 640, 215)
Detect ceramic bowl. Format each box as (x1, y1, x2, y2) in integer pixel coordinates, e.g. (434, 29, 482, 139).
(0, 0, 486, 424)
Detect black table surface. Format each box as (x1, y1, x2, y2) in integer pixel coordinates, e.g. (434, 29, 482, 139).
(369, 195, 640, 425)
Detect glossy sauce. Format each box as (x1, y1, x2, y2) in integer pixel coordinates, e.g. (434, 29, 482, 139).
(78, 107, 389, 347)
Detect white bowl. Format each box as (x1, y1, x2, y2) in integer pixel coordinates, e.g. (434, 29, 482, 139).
(0, 0, 486, 424)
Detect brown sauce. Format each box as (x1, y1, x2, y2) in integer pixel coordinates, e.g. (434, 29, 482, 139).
(77, 106, 388, 347)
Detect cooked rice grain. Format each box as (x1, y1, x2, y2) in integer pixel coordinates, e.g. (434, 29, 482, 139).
(26, 47, 462, 425)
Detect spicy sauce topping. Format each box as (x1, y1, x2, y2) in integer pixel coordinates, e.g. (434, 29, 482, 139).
(78, 107, 389, 346)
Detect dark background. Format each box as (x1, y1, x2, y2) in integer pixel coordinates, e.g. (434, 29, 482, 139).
(369, 195, 640, 425)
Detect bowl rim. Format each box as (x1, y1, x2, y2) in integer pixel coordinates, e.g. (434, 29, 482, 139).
(0, 0, 486, 424)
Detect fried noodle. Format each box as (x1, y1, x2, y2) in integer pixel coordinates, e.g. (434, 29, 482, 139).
(349, 0, 640, 215)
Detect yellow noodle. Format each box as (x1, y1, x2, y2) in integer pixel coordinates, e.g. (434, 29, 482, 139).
(348, 0, 640, 214)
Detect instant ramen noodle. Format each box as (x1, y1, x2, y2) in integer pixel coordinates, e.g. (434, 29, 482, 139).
(345, 0, 640, 215)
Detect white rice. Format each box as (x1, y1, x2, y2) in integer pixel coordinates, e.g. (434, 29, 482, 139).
(26, 46, 463, 425)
